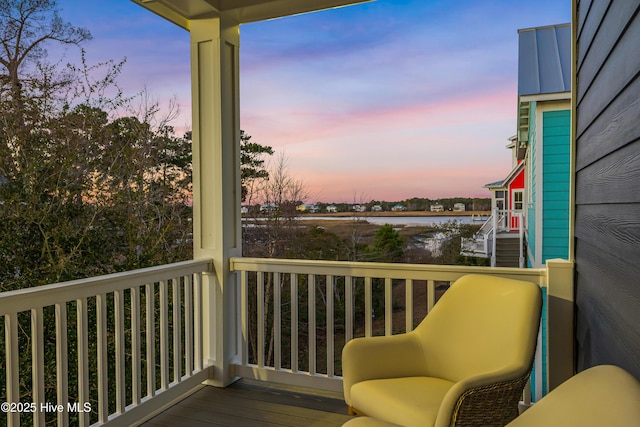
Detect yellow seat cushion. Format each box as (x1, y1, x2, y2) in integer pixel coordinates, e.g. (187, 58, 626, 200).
(507, 365, 640, 427)
(351, 377, 455, 427)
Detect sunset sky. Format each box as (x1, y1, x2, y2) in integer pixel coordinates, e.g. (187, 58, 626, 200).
(56, 0, 571, 203)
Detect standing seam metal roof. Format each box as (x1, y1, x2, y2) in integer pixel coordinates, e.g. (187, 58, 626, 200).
(518, 23, 571, 96)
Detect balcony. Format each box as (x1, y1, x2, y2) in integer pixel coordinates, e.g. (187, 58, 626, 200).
(461, 209, 525, 267)
(1, 257, 573, 426)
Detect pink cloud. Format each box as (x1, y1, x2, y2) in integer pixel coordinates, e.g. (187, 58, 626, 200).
(239, 85, 517, 202)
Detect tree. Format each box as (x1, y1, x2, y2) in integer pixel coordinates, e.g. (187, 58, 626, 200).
(291, 226, 350, 261)
(243, 153, 308, 258)
(0, 6, 194, 290)
(240, 130, 273, 203)
(370, 224, 404, 263)
(0, 45, 192, 427)
(0, 5, 195, 422)
(242, 152, 311, 367)
(0, 0, 91, 101)
(347, 192, 371, 261)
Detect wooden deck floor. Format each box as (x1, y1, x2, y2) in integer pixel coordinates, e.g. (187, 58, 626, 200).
(142, 380, 354, 427)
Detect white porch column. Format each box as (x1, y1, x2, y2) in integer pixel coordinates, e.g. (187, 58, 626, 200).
(190, 14, 242, 387)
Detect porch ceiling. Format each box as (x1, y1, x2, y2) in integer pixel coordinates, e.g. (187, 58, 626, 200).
(132, 0, 372, 29)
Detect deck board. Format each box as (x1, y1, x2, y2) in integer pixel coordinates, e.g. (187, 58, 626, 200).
(142, 380, 354, 427)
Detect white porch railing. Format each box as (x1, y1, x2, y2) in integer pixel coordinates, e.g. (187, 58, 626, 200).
(460, 214, 495, 257)
(0, 259, 212, 427)
(2, 257, 573, 426)
(229, 257, 551, 395)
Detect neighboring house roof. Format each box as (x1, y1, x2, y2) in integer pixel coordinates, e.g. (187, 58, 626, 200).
(485, 162, 525, 189)
(484, 180, 505, 189)
(518, 23, 571, 97)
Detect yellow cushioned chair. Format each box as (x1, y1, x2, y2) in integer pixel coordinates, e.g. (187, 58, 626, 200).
(342, 274, 542, 427)
(506, 365, 640, 427)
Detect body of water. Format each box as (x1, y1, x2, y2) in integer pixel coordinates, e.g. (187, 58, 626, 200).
(300, 215, 476, 227)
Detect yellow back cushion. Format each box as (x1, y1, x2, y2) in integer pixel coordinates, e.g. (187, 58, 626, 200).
(417, 274, 542, 382)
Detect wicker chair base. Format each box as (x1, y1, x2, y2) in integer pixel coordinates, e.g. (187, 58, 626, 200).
(450, 370, 531, 427)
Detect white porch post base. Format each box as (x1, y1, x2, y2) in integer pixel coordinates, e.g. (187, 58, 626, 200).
(546, 259, 575, 392)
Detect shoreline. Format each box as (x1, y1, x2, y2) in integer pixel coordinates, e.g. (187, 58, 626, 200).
(296, 210, 491, 218)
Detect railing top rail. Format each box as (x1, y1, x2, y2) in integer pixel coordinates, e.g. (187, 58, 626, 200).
(496, 208, 524, 214)
(0, 259, 213, 315)
(477, 214, 494, 235)
(230, 257, 547, 286)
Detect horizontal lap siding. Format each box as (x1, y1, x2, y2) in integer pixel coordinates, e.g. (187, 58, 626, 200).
(576, 3, 640, 137)
(574, 238, 640, 375)
(544, 217, 569, 228)
(542, 110, 570, 264)
(575, 0, 640, 379)
(576, 140, 640, 204)
(576, 69, 640, 170)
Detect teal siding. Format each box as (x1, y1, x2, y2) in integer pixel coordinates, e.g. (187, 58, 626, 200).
(542, 199, 570, 211)
(542, 109, 570, 263)
(527, 102, 537, 267)
(529, 108, 569, 401)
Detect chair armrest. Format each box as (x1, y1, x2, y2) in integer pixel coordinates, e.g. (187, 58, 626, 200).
(342, 332, 426, 405)
(435, 366, 530, 427)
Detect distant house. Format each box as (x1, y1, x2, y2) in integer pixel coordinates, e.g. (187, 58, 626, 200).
(519, 24, 571, 268)
(296, 204, 319, 213)
(462, 23, 571, 272)
(260, 203, 278, 214)
(391, 204, 406, 212)
(460, 23, 571, 401)
(352, 204, 366, 213)
(240, 206, 249, 215)
(326, 205, 338, 213)
(371, 205, 383, 212)
(484, 135, 525, 231)
(453, 203, 466, 212)
(430, 204, 444, 212)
